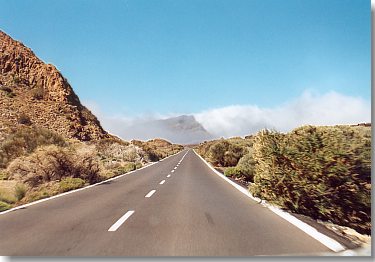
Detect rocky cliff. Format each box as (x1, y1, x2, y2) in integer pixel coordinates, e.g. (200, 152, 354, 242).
(0, 30, 110, 141)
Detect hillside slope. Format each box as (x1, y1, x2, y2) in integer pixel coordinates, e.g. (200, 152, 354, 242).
(0, 30, 109, 141)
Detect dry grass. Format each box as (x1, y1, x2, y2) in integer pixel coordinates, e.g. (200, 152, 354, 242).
(0, 180, 17, 206)
(0, 126, 183, 210)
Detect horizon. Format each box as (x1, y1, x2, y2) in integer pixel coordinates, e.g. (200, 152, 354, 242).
(0, 0, 371, 141)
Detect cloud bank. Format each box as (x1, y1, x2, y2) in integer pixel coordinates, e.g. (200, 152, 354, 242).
(194, 90, 371, 138)
(84, 90, 370, 142)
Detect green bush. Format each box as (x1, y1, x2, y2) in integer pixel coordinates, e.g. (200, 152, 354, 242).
(28, 190, 51, 202)
(14, 183, 26, 201)
(0, 201, 12, 212)
(59, 177, 85, 193)
(115, 162, 137, 175)
(209, 140, 229, 166)
(224, 152, 256, 182)
(250, 126, 371, 234)
(235, 152, 256, 182)
(208, 140, 246, 167)
(224, 167, 242, 178)
(196, 137, 253, 165)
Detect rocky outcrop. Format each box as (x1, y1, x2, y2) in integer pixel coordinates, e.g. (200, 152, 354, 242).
(0, 30, 110, 141)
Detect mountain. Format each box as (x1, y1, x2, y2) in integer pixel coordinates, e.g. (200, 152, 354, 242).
(0, 30, 110, 141)
(120, 115, 215, 145)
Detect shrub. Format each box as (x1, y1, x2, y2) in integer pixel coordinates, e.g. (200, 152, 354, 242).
(7, 144, 101, 187)
(74, 149, 101, 184)
(0, 86, 12, 93)
(132, 139, 184, 162)
(235, 152, 256, 182)
(196, 137, 253, 166)
(95, 139, 145, 169)
(14, 183, 26, 201)
(0, 201, 12, 212)
(12, 75, 21, 84)
(0, 126, 66, 168)
(6, 92, 15, 98)
(59, 177, 85, 193)
(208, 140, 246, 167)
(209, 140, 229, 166)
(145, 149, 160, 162)
(224, 152, 256, 182)
(0, 191, 16, 204)
(7, 145, 75, 187)
(17, 113, 32, 126)
(224, 167, 242, 178)
(28, 190, 51, 202)
(0, 86, 15, 98)
(224, 143, 246, 166)
(0, 172, 9, 180)
(115, 162, 137, 175)
(32, 86, 44, 100)
(250, 126, 371, 234)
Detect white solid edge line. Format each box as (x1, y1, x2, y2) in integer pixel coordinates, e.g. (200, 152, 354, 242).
(0, 150, 186, 216)
(145, 190, 156, 198)
(159, 180, 166, 185)
(108, 210, 135, 232)
(267, 205, 346, 252)
(192, 149, 346, 253)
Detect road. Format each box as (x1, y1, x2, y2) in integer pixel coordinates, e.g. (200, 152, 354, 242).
(0, 149, 336, 256)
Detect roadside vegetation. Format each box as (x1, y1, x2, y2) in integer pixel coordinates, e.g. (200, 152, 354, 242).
(0, 126, 183, 211)
(195, 136, 254, 185)
(195, 124, 371, 235)
(132, 138, 184, 162)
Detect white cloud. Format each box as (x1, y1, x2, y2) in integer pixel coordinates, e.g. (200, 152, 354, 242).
(83, 90, 370, 142)
(82, 100, 179, 139)
(194, 90, 371, 138)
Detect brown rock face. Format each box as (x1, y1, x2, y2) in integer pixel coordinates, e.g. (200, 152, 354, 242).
(0, 30, 110, 141)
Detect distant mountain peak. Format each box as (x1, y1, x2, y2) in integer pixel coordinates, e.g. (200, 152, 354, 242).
(163, 115, 209, 132)
(119, 115, 214, 145)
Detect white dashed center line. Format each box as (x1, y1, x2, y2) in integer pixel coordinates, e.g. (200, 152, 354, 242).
(145, 190, 156, 198)
(159, 180, 165, 185)
(171, 170, 175, 173)
(174, 167, 177, 170)
(108, 210, 135, 232)
(167, 174, 171, 178)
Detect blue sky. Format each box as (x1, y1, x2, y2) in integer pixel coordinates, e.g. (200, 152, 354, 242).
(0, 0, 371, 138)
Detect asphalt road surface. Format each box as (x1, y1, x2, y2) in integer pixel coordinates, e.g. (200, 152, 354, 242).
(0, 149, 335, 256)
